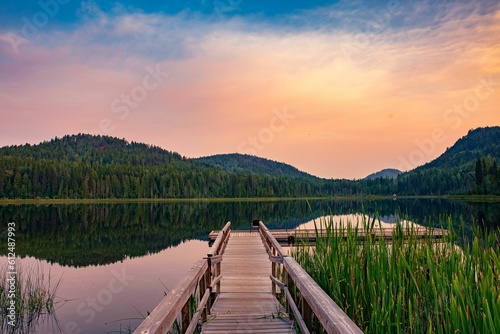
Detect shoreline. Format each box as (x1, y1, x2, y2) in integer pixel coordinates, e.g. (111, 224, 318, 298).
(0, 195, 499, 205)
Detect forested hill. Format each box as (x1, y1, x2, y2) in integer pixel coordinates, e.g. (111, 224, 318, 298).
(0, 134, 353, 199)
(417, 126, 500, 171)
(0, 128, 499, 199)
(193, 154, 316, 179)
(396, 126, 500, 195)
(364, 168, 402, 180)
(0, 134, 185, 166)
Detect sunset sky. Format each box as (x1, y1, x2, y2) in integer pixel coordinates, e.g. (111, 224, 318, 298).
(0, 0, 499, 179)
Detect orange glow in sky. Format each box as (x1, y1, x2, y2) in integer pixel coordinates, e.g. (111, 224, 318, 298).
(0, 1, 499, 178)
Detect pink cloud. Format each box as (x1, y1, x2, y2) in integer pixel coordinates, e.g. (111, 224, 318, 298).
(0, 4, 499, 178)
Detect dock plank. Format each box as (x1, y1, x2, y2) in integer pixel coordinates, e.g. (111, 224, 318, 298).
(209, 227, 446, 243)
(202, 234, 296, 334)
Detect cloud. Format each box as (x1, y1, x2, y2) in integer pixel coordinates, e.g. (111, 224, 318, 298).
(0, 1, 498, 178)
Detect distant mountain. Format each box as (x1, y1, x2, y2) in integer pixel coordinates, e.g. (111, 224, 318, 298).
(0, 133, 185, 166)
(1, 134, 349, 199)
(364, 168, 402, 180)
(193, 153, 317, 179)
(417, 126, 500, 171)
(1, 128, 498, 199)
(397, 126, 500, 195)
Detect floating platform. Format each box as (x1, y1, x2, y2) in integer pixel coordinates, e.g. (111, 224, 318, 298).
(209, 227, 447, 244)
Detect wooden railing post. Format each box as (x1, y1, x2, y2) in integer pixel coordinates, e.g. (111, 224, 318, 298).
(199, 270, 207, 323)
(257, 220, 363, 334)
(301, 296, 313, 331)
(203, 268, 211, 320)
(206, 254, 215, 305)
(181, 300, 190, 333)
(215, 259, 221, 295)
(285, 271, 292, 316)
(271, 247, 277, 296)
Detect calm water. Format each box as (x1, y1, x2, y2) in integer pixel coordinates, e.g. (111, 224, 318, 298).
(1, 199, 499, 333)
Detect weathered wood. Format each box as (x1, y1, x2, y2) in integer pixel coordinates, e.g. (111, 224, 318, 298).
(285, 287, 310, 334)
(208, 221, 231, 256)
(301, 296, 312, 331)
(201, 233, 296, 333)
(185, 288, 210, 334)
(259, 221, 288, 256)
(210, 226, 447, 243)
(270, 274, 286, 289)
(181, 300, 190, 333)
(135, 221, 232, 334)
(283, 256, 364, 334)
(257, 220, 364, 334)
(210, 274, 222, 289)
(206, 254, 223, 264)
(137, 220, 366, 334)
(134, 259, 208, 334)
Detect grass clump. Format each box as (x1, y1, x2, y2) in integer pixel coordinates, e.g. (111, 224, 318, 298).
(0, 263, 62, 333)
(293, 215, 500, 333)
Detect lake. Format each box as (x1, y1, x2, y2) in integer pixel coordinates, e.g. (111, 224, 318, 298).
(1, 198, 499, 333)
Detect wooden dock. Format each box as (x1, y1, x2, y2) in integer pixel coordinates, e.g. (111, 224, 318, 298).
(202, 233, 295, 333)
(134, 221, 363, 334)
(209, 226, 447, 244)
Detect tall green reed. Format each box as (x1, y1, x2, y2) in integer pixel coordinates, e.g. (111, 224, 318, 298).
(1, 263, 62, 333)
(293, 215, 500, 333)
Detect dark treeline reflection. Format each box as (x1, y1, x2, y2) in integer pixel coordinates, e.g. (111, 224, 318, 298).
(1, 199, 498, 267)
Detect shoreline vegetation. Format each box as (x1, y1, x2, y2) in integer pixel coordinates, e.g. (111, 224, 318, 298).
(293, 215, 500, 333)
(0, 195, 499, 205)
(0, 264, 62, 333)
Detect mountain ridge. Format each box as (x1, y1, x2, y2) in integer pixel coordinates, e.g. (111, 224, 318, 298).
(0, 126, 498, 198)
(364, 168, 402, 180)
(416, 126, 500, 171)
(193, 153, 317, 179)
(0, 133, 185, 166)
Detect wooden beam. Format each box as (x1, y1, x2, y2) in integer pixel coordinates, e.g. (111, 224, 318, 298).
(285, 287, 311, 334)
(208, 221, 231, 257)
(133, 259, 208, 334)
(283, 257, 363, 334)
(185, 289, 210, 334)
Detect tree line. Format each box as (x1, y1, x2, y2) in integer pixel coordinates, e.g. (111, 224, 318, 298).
(1, 154, 499, 199)
(1, 132, 499, 199)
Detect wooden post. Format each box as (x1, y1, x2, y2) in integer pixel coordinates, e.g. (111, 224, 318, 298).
(204, 268, 211, 318)
(207, 254, 216, 305)
(216, 260, 221, 295)
(181, 300, 190, 334)
(199, 270, 207, 323)
(271, 247, 277, 296)
(285, 271, 291, 316)
(301, 296, 312, 331)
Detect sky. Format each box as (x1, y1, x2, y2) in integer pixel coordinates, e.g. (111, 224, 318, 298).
(0, 0, 499, 179)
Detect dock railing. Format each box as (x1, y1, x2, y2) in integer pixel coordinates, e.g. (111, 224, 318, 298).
(134, 221, 231, 334)
(259, 221, 364, 334)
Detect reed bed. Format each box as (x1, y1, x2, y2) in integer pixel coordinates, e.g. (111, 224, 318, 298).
(293, 215, 500, 333)
(0, 263, 62, 333)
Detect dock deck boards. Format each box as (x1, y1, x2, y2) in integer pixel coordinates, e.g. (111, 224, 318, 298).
(209, 227, 446, 243)
(202, 233, 296, 334)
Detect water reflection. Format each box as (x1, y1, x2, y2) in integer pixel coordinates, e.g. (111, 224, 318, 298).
(0, 199, 498, 333)
(295, 213, 419, 230)
(0, 199, 498, 267)
(0, 240, 210, 334)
